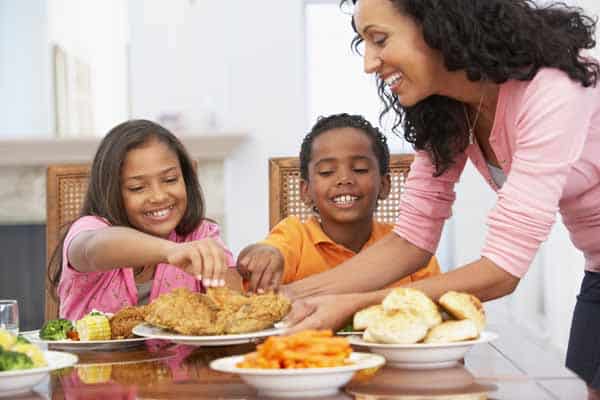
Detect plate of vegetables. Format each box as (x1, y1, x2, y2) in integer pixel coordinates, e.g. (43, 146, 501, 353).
(26, 311, 147, 351)
(0, 329, 78, 397)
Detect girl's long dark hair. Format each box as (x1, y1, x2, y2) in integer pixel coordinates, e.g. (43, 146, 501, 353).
(48, 119, 206, 298)
(343, 0, 599, 176)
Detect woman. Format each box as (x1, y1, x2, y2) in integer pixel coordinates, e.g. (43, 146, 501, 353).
(282, 0, 600, 394)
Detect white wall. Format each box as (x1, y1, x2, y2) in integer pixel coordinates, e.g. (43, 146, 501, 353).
(128, 0, 233, 133)
(223, 0, 306, 254)
(0, 0, 51, 137)
(0, 0, 129, 137)
(48, 0, 129, 136)
(128, 0, 306, 255)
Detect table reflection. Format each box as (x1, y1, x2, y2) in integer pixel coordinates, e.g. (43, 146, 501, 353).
(346, 365, 496, 399)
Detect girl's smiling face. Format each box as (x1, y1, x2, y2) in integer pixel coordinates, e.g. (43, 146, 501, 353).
(301, 127, 390, 229)
(354, 0, 448, 107)
(121, 138, 188, 238)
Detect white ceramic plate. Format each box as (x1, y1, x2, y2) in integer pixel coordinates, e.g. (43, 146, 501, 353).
(0, 350, 78, 398)
(348, 331, 498, 369)
(26, 330, 147, 351)
(132, 323, 285, 346)
(210, 352, 385, 398)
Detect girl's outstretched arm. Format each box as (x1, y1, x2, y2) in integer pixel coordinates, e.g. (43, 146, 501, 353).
(68, 226, 228, 286)
(69, 226, 172, 271)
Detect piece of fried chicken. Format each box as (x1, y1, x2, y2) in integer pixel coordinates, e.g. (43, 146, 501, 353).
(219, 291, 291, 334)
(145, 288, 223, 335)
(144, 287, 290, 335)
(110, 305, 149, 339)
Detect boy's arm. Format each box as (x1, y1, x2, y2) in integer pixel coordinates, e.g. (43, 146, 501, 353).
(237, 243, 285, 292)
(237, 217, 305, 292)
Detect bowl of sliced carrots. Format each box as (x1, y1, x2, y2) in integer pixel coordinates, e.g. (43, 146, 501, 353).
(210, 330, 385, 398)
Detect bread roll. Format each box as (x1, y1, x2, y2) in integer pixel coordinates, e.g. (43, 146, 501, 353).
(353, 305, 385, 330)
(382, 288, 442, 328)
(424, 319, 479, 343)
(438, 291, 486, 333)
(363, 310, 429, 344)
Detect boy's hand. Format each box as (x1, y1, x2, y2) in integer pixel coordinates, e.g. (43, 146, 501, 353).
(165, 238, 228, 287)
(237, 244, 284, 293)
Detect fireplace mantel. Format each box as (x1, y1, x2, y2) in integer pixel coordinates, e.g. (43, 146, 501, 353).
(0, 133, 247, 224)
(0, 133, 247, 166)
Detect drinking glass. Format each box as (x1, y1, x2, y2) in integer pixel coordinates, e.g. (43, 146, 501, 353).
(0, 299, 19, 335)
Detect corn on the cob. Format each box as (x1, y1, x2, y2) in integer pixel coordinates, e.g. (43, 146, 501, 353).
(77, 365, 112, 384)
(76, 315, 111, 341)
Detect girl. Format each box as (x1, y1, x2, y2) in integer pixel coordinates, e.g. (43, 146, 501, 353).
(48, 119, 235, 320)
(284, 0, 600, 396)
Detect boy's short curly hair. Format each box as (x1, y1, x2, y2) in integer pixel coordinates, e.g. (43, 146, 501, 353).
(300, 113, 390, 180)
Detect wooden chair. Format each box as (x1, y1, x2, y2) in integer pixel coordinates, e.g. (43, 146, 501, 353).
(268, 154, 414, 229)
(46, 164, 90, 321)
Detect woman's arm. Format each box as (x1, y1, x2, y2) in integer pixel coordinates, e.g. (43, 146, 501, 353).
(283, 232, 431, 299)
(285, 257, 520, 332)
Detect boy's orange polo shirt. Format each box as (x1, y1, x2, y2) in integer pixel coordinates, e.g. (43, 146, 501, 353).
(262, 216, 440, 285)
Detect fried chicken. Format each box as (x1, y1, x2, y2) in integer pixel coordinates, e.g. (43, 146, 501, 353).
(144, 287, 291, 335)
(110, 306, 149, 339)
(145, 288, 222, 335)
(219, 292, 292, 334)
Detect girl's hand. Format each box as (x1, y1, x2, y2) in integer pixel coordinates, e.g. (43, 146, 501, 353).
(283, 294, 362, 334)
(237, 244, 284, 293)
(165, 238, 228, 287)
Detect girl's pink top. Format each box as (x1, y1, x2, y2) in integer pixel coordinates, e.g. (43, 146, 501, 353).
(58, 216, 235, 320)
(394, 68, 600, 278)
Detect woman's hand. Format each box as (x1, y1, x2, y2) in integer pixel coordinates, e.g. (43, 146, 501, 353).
(283, 294, 363, 334)
(237, 244, 284, 293)
(165, 238, 228, 287)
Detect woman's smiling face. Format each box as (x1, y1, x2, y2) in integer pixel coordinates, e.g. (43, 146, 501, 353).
(354, 0, 448, 107)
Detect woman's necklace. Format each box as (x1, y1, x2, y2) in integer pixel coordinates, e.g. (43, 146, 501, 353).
(463, 91, 485, 145)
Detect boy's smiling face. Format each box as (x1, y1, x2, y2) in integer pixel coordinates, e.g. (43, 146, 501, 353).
(301, 127, 390, 230)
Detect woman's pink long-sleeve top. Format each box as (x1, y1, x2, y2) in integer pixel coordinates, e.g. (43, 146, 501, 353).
(394, 68, 600, 278)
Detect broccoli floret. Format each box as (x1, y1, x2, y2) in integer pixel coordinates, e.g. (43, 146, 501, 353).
(0, 350, 34, 371)
(39, 319, 74, 340)
(16, 335, 31, 345)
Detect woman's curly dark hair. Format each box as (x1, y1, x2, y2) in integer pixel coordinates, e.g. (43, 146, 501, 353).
(300, 113, 390, 180)
(342, 0, 600, 176)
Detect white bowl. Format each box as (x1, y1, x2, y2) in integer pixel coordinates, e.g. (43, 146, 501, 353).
(0, 350, 78, 397)
(210, 352, 385, 398)
(349, 331, 498, 369)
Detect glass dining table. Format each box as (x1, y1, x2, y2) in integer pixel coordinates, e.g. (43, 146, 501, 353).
(23, 321, 585, 400)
